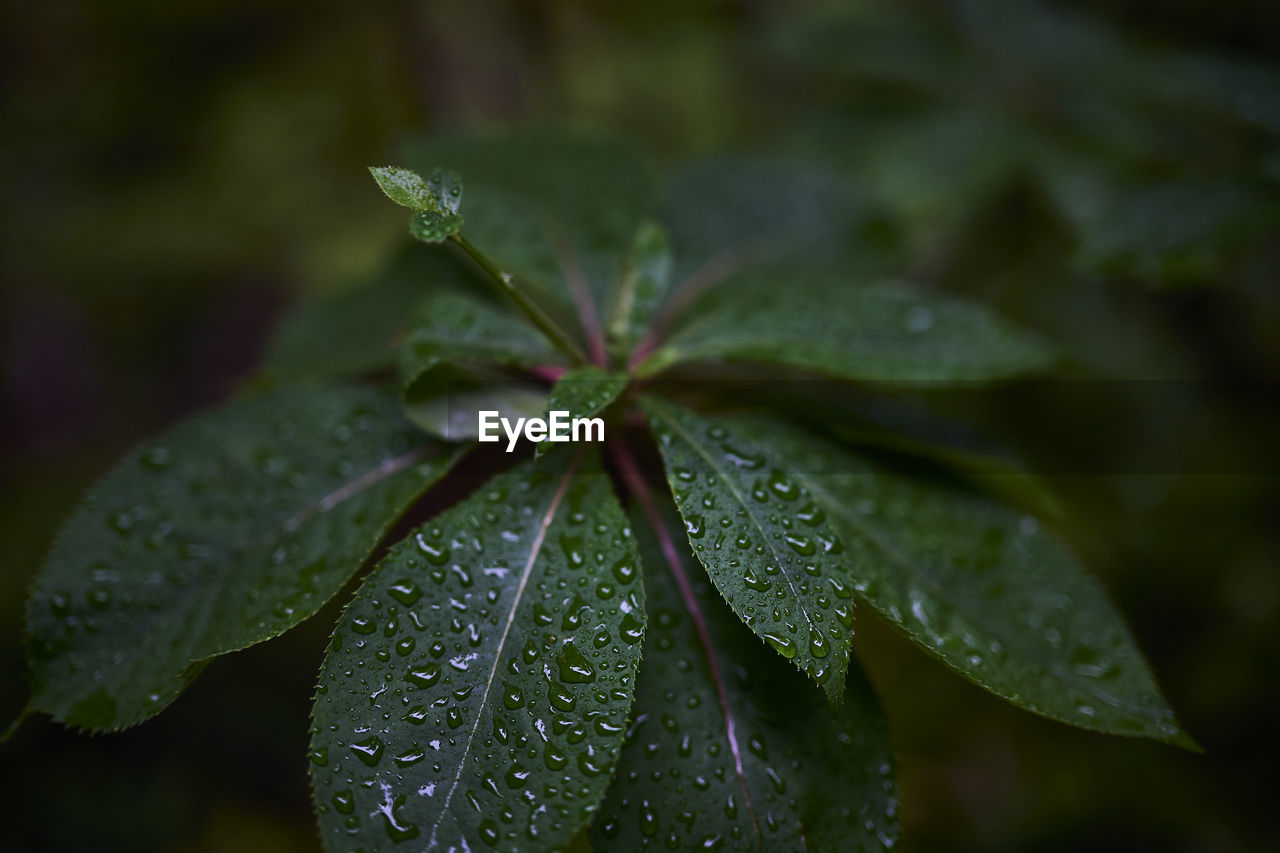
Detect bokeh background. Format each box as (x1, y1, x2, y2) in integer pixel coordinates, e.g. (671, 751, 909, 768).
(2, 1, 1278, 850)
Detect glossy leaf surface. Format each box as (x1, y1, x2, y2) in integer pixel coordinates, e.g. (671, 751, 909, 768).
(311, 455, 646, 851)
(593, 507, 898, 852)
(398, 293, 563, 397)
(535, 368, 629, 458)
(735, 417, 1190, 745)
(25, 385, 456, 731)
(642, 396, 855, 704)
(639, 273, 1052, 382)
(637, 272, 1049, 379)
(370, 166, 462, 214)
(405, 372, 549, 444)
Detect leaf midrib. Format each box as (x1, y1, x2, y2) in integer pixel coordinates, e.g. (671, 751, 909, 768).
(650, 404, 819, 636)
(426, 453, 582, 850)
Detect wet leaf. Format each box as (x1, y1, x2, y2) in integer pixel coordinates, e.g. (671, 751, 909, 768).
(404, 129, 657, 312)
(398, 293, 564, 400)
(370, 166, 465, 244)
(25, 385, 458, 731)
(311, 454, 646, 851)
(733, 417, 1192, 746)
(405, 371, 548, 443)
(593, 505, 898, 852)
(409, 209, 465, 244)
(638, 273, 1053, 382)
(535, 368, 629, 458)
(642, 396, 856, 704)
(370, 166, 462, 214)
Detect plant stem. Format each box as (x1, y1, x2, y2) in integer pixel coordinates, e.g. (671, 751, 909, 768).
(450, 233, 589, 365)
(610, 440, 763, 841)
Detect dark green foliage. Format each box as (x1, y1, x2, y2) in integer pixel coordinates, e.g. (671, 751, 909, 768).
(594, 507, 897, 852)
(25, 385, 457, 731)
(15, 128, 1194, 852)
(311, 455, 645, 850)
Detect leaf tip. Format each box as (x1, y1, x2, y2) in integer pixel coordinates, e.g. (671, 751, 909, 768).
(1164, 725, 1204, 754)
(1, 706, 34, 745)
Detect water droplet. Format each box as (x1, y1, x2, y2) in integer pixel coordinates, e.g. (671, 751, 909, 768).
(388, 580, 422, 606)
(557, 640, 597, 683)
(505, 763, 531, 788)
(809, 628, 830, 658)
(620, 612, 644, 644)
(548, 682, 577, 712)
(785, 533, 816, 556)
(349, 736, 384, 767)
(763, 632, 796, 659)
(406, 664, 440, 688)
(415, 534, 450, 565)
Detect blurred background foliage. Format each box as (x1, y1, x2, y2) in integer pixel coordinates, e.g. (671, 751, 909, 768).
(2, 0, 1278, 850)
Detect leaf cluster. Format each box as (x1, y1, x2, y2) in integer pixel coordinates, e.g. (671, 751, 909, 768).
(11, 129, 1191, 852)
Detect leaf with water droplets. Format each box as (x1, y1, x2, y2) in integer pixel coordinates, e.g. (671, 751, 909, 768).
(593, 505, 898, 851)
(642, 396, 856, 704)
(310, 453, 646, 851)
(535, 368, 628, 458)
(606, 221, 672, 364)
(404, 129, 658, 312)
(370, 166, 463, 214)
(370, 166, 465, 244)
(405, 372, 549, 444)
(735, 417, 1192, 746)
(25, 385, 458, 732)
(399, 292, 563, 398)
(396, 292, 561, 440)
(261, 247, 477, 381)
(637, 272, 1053, 382)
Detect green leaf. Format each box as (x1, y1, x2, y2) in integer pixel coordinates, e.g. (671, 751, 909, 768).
(606, 221, 672, 364)
(396, 293, 562, 441)
(404, 370, 548, 443)
(310, 453, 646, 851)
(638, 273, 1053, 382)
(404, 129, 657, 311)
(642, 396, 856, 704)
(371, 166, 466, 244)
(535, 368, 629, 458)
(427, 168, 464, 215)
(369, 166, 462, 214)
(593, 505, 899, 851)
(398, 293, 564, 398)
(734, 417, 1191, 746)
(409, 209, 465, 244)
(260, 247, 475, 381)
(24, 385, 458, 732)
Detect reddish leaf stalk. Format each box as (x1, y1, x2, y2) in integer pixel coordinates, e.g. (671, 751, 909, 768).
(611, 441, 763, 846)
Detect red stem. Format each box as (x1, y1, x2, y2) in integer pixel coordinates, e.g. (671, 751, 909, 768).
(611, 442, 763, 846)
(551, 231, 608, 367)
